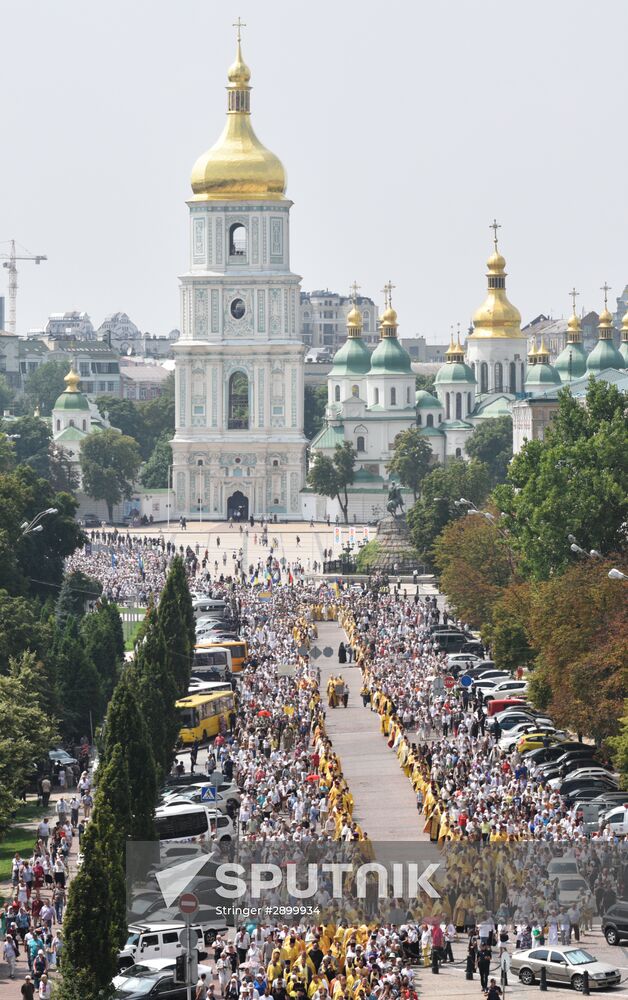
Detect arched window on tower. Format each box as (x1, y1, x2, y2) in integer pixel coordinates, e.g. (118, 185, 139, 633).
(390, 387, 397, 406)
(480, 362, 488, 394)
(455, 392, 462, 420)
(406, 386, 411, 404)
(229, 223, 247, 258)
(351, 384, 359, 398)
(446, 394, 451, 419)
(417, 413, 422, 425)
(455, 447, 462, 458)
(509, 361, 516, 393)
(520, 362, 525, 390)
(227, 371, 249, 429)
(56, 419, 60, 431)
(495, 362, 503, 392)
(82, 419, 86, 430)
(374, 387, 379, 404)
(426, 414, 434, 427)
(356, 435, 365, 453)
(467, 392, 472, 414)
(334, 385, 341, 402)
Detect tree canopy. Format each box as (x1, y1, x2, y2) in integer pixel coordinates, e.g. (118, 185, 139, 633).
(388, 427, 434, 500)
(304, 383, 328, 440)
(307, 442, 357, 523)
(80, 429, 141, 522)
(1, 415, 51, 478)
(433, 512, 515, 628)
(495, 379, 628, 579)
(407, 458, 491, 565)
(140, 432, 171, 488)
(23, 360, 69, 415)
(465, 415, 513, 487)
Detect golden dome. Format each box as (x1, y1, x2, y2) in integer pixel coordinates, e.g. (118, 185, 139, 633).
(227, 40, 251, 85)
(380, 306, 398, 327)
(468, 237, 522, 340)
(622, 311, 628, 336)
(190, 37, 286, 202)
(346, 304, 363, 335)
(64, 366, 81, 393)
(598, 307, 613, 328)
(567, 310, 582, 340)
(536, 336, 550, 361)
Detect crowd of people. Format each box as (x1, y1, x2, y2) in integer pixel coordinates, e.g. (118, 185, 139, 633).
(5, 542, 624, 998)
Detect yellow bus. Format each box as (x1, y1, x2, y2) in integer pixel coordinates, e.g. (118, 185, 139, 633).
(176, 690, 236, 745)
(195, 639, 249, 674)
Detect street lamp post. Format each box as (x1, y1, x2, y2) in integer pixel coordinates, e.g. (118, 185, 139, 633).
(20, 507, 58, 538)
(608, 568, 627, 581)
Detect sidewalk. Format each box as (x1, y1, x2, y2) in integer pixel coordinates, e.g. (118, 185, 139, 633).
(0, 789, 80, 999)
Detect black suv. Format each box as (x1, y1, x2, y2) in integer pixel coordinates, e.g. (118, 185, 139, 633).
(602, 901, 628, 945)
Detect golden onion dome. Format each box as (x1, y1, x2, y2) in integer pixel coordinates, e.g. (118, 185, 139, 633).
(469, 237, 522, 340)
(598, 307, 613, 329)
(346, 304, 363, 335)
(227, 40, 251, 85)
(536, 336, 550, 361)
(380, 306, 398, 328)
(567, 310, 582, 340)
(190, 37, 287, 202)
(64, 366, 81, 392)
(622, 310, 628, 336)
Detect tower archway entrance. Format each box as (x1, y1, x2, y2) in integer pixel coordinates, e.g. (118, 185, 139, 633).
(227, 490, 249, 521)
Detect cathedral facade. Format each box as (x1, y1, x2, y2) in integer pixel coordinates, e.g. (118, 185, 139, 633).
(171, 33, 307, 521)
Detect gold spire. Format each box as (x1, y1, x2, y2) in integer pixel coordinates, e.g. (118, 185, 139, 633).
(190, 24, 286, 202)
(567, 287, 583, 343)
(622, 309, 628, 342)
(64, 365, 81, 393)
(598, 282, 614, 339)
(536, 336, 550, 362)
(379, 281, 398, 337)
(468, 221, 522, 339)
(527, 336, 538, 363)
(346, 281, 363, 338)
(445, 331, 465, 363)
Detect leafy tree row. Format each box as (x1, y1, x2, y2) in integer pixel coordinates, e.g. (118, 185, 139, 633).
(58, 556, 195, 997)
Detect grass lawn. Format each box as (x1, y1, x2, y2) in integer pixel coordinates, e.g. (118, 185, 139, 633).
(0, 801, 42, 883)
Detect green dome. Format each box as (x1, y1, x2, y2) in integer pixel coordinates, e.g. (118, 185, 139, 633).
(329, 336, 372, 377)
(619, 342, 628, 366)
(554, 342, 588, 381)
(415, 389, 443, 408)
(434, 361, 476, 385)
(53, 389, 90, 411)
(586, 338, 624, 374)
(369, 337, 412, 375)
(525, 361, 562, 388)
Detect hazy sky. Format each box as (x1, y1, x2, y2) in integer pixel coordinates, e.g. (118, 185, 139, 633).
(3, 0, 627, 340)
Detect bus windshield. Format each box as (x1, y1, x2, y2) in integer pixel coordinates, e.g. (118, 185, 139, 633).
(178, 706, 198, 728)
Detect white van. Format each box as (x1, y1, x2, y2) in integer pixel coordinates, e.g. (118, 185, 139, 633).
(154, 803, 215, 845)
(600, 804, 628, 836)
(118, 922, 208, 970)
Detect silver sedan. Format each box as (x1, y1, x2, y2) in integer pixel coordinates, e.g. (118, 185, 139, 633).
(510, 945, 621, 991)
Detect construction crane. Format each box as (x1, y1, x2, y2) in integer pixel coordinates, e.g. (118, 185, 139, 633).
(0, 239, 47, 334)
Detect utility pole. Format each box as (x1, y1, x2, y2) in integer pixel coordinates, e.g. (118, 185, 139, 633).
(0, 240, 47, 334)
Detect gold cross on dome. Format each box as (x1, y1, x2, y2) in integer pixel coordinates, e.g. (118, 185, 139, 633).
(569, 287, 579, 314)
(382, 280, 396, 308)
(233, 16, 246, 42)
(490, 218, 501, 250)
(349, 281, 361, 303)
(600, 281, 611, 308)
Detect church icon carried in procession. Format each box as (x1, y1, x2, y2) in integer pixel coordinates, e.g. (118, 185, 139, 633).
(172, 26, 626, 523)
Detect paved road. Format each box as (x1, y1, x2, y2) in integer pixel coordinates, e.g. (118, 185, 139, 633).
(316, 620, 427, 843)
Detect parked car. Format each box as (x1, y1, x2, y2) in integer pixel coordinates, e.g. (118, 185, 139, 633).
(555, 874, 592, 907)
(599, 804, 628, 836)
(501, 726, 560, 753)
(80, 513, 102, 528)
(546, 855, 580, 877)
(48, 749, 78, 767)
(602, 900, 628, 945)
(510, 945, 620, 990)
(550, 767, 616, 791)
(516, 731, 564, 754)
(113, 960, 212, 991)
(523, 742, 591, 764)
